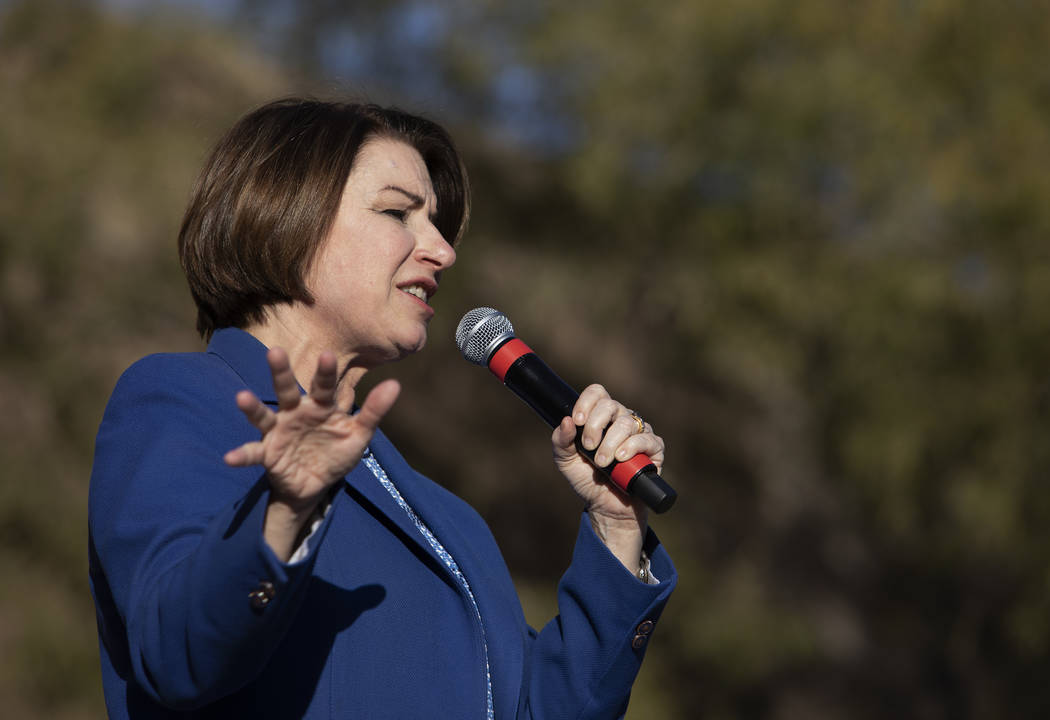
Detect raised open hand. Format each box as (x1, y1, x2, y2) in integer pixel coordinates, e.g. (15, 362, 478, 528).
(224, 348, 400, 559)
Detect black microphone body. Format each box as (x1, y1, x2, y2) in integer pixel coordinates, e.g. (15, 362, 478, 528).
(456, 308, 677, 514)
(502, 350, 578, 428)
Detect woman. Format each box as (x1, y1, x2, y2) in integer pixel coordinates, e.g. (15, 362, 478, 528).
(89, 98, 676, 719)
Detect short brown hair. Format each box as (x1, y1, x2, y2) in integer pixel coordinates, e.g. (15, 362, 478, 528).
(178, 98, 470, 339)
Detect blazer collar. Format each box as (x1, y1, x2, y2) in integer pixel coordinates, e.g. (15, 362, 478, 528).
(207, 327, 284, 403)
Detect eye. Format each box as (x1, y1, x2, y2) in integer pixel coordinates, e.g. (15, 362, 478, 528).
(381, 208, 408, 223)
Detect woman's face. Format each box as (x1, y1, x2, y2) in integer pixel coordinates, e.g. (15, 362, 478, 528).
(303, 137, 457, 365)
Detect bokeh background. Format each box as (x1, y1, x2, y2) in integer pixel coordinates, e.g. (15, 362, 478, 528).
(3, 0, 1050, 718)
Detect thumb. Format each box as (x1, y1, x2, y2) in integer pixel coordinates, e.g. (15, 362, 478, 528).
(551, 416, 578, 461)
(353, 379, 401, 433)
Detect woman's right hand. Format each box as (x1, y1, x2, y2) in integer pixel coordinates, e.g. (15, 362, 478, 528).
(224, 347, 400, 560)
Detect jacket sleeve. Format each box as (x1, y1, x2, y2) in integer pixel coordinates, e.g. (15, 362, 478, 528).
(88, 355, 336, 710)
(522, 514, 677, 719)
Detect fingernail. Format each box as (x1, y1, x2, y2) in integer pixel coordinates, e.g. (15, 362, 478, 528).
(616, 448, 630, 461)
(574, 412, 585, 424)
(595, 452, 608, 466)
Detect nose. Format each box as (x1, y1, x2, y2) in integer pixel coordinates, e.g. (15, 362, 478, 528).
(417, 221, 457, 271)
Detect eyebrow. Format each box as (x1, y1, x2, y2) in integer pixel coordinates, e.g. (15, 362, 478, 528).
(379, 185, 425, 206)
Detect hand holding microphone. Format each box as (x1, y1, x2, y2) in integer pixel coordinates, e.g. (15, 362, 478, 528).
(455, 307, 677, 514)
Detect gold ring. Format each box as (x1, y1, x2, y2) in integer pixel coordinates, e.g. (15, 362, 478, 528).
(629, 412, 645, 434)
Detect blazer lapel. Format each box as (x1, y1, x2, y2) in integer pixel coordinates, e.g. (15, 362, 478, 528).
(369, 429, 526, 717)
(361, 429, 463, 577)
(340, 442, 455, 577)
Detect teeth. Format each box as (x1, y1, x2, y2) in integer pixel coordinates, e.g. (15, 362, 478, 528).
(401, 284, 428, 302)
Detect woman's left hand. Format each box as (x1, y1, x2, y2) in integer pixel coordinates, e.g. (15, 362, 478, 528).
(551, 383, 665, 526)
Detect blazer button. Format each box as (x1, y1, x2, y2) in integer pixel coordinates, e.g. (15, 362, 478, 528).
(249, 580, 276, 610)
(631, 619, 655, 649)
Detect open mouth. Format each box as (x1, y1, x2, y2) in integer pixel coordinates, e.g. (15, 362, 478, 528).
(399, 284, 430, 304)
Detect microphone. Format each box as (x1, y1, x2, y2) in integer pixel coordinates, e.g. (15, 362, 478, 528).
(455, 307, 677, 513)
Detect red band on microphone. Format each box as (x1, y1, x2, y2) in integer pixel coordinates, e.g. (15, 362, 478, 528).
(610, 453, 655, 492)
(489, 338, 533, 382)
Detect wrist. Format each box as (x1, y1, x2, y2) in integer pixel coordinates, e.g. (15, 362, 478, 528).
(267, 492, 321, 520)
(264, 495, 325, 562)
(587, 509, 648, 577)
(587, 505, 647, 540)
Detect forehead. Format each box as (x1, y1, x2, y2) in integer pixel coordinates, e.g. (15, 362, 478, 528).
(346, 137, 433, 198)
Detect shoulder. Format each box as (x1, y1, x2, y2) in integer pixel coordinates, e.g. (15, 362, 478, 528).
(91, 350, 261, 500)
(115, 350, 242, 394)
(104, 351, 247, 415)
(98, 350, 251, 451)
(423, 474, 487, 524)
(413, 467, 504, 558)
(369, 429, 502, 550)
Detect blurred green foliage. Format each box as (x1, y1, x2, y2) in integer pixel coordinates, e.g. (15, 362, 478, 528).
(2, 0, 1049, 718)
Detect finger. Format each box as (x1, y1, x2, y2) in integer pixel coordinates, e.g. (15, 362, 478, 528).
(309, 351, 339, 407)
(267, 347, 302, 411)
(611, 430, 666, 471)
(571, 383, 609, 427)
(224, 440, 264, 467)
(235, 389, 277, 434)
(353, 379, 401, 433)
(594, 412, 642, 467)
(580, 397, 622, 451)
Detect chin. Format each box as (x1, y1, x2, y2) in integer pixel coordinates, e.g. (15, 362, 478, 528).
(393, 331, 428, 359)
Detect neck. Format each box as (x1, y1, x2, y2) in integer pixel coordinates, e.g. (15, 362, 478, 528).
(244, 306, 370, 404)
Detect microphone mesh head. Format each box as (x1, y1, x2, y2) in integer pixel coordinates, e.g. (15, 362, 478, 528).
(455, 307, 515, 365)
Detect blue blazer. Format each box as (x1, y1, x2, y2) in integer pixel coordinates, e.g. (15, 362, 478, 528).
(89, 328, 676, 719)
